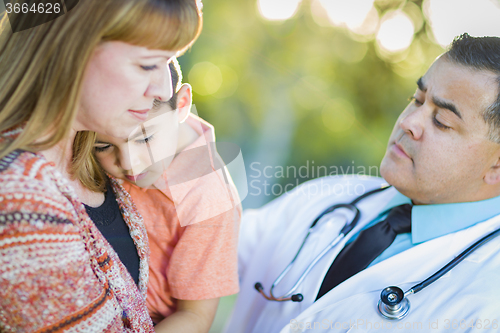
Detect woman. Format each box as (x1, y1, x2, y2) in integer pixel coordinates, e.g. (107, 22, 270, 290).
(0, 0, 202, 331)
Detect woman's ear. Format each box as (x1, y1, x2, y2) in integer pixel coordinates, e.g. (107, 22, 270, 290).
(176, 83, 192, 123)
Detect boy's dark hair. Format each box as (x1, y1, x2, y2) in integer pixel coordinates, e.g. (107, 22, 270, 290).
(167, 57, 183, 110)
(445, 33, 500, 143)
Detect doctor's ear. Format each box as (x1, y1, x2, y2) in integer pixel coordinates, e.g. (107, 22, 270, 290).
(484, 156, 500, 185)
(176, 83, 192, 123)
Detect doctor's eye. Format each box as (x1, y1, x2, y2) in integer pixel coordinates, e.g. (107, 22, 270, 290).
(433, 116, 451, 130)
(408, 96, 423, 106)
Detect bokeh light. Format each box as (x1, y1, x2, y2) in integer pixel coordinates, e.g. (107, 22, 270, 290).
(403, 1, 424, 33)
(188, 62, 223, 96)
(257, 0, 302, 21)
(348, 5, 379, 37)
(424, 0, 500, 47)
(213, 65, 239, 99)
(376, 11, 415, 53)
(318, 0, 375, 31)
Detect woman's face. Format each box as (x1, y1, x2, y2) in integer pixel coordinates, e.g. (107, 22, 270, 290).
(77, 41, 176, 139)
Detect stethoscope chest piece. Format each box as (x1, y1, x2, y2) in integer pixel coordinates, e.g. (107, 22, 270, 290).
(377, 286, 410, 320)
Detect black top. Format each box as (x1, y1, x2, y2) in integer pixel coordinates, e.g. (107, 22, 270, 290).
(84, 182, 140, 285)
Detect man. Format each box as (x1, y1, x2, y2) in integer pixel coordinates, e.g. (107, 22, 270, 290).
(225, 34, 500, 333)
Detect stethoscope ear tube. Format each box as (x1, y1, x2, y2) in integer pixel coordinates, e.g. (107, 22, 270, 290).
(254, 282, 304, 302)
(254, 185, 392, 303)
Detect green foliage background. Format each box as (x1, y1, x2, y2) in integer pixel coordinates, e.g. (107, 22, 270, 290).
(179, 0, 445, 209)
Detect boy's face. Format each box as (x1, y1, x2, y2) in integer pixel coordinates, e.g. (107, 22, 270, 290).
(94, 104, 180, 188)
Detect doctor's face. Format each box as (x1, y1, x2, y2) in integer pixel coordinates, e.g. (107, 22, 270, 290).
(380, 57, 500, 204)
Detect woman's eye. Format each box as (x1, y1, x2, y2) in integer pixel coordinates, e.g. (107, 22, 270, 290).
(94, 144, 112, 152)
(140, 65, 158, 71)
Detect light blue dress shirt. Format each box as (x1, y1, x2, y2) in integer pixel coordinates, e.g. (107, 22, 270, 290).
(345, 189, 500, 268)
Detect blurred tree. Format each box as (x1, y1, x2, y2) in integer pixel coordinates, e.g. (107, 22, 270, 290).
(179, 0, 475, 208)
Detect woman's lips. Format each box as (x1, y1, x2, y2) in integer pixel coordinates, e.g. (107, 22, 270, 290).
(125, 172, 148, 182)
(128, 109, 150, 122)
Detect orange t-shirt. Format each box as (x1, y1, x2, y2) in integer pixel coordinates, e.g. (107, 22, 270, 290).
(122, 115, 241, 323)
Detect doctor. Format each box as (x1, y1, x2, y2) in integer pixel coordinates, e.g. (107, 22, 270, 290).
(225, 33, 500, 333)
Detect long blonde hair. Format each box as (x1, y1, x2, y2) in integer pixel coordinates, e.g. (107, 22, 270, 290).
(0, 0, 202, 191)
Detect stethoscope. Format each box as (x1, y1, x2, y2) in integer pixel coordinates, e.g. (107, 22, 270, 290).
(254, 185, 391, 302)
(254, 185, 500, 320)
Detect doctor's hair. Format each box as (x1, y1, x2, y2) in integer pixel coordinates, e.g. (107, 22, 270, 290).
(445, 33, 500, 143)
(0, 0, 203, 192)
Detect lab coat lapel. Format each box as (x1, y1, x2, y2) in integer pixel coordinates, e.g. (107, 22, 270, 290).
(304, 186, 399, 301)
(264, 185, 398, 304)
(248, 183, 397, 332)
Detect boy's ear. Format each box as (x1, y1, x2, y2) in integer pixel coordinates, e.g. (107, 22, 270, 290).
(176, 83, 192, 123)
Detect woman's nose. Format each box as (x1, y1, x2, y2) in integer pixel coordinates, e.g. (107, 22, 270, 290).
(146, 63, 173, 102)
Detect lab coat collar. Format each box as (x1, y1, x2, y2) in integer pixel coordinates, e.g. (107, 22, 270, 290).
(380, 189, 500, 245)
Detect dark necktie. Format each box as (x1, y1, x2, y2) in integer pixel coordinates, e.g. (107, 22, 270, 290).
(316, 204, 412, 300)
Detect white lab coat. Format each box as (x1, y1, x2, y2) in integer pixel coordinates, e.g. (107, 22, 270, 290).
(225, 176, 500, 333)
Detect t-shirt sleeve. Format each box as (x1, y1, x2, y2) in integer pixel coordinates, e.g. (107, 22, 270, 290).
(166, 196, 241, 300)
(154, 115, 242, 228)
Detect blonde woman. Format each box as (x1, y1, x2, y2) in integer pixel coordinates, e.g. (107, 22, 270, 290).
(0, 0, 202, 331)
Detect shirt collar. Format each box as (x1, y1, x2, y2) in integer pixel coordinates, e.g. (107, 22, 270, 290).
(380, 189, 500, 244)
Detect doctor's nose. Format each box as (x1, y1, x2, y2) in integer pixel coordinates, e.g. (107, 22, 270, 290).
(399, 108, 424, 140)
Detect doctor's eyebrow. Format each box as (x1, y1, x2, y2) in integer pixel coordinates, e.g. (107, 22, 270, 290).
(416, 77, 463, 120)
(416, 77, 427, 92)
(432, 96, 462, 120)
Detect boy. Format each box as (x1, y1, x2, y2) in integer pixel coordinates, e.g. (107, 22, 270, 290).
(94, 59, 241, 331)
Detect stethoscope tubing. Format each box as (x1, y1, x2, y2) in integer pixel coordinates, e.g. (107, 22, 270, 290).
(270, 234, 344, 299)
(256, 185, 392, 302)
(378, 223, 500, 320)
(407, 225, 500, 295)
